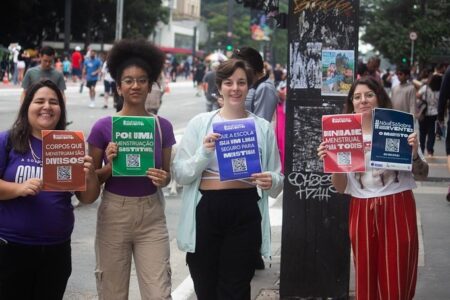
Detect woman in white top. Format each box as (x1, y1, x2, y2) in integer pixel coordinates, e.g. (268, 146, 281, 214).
(416, 74, 442, 156)
(173, 59, 283, 300)
(318, 76, 428, 300)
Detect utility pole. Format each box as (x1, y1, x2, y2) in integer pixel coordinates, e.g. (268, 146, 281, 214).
(227, 0, 233, 50)
(192, 26, 197, 59)
(116, 0, 124, 41)
(64, 0, 72, 54)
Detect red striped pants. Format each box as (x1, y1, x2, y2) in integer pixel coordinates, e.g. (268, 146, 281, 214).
(349, 190, 418, 300)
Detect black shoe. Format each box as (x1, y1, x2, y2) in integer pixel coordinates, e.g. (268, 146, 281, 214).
(255, 255, 265, 270)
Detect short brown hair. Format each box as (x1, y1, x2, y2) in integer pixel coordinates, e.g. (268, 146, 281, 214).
(215, 59, 254, 89)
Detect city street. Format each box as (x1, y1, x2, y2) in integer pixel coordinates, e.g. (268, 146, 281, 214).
(0, 81, 449, 299)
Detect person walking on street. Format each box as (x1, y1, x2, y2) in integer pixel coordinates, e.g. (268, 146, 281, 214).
(437, 66, 450, 201)
(101, 60, 115, 109)
(417, 74, 442, 157)
(87, 39, 175, 300)
(173, 59, 283, 300)
(0, 79, 99, 299)
(21, 46, 66, 103)
(202, 61, 220, 112)
(391, 65, 416, 115)
(232, 47, 279, 123)
(83, 50, 102, 108)
(71, 46, 83, 82)
(318, 76, 428, 300)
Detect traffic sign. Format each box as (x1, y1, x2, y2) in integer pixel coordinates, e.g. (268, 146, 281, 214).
(410, 32, 418, 41)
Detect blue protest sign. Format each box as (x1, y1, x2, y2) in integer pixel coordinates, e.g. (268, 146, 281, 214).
(370, 108, 414, 171)
(213, 118, 262, 181)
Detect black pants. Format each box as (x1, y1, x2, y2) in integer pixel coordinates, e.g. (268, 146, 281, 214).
(418, 115, 437, 154)
(0, 239, 72, 300)
(187, 188, 261, 300)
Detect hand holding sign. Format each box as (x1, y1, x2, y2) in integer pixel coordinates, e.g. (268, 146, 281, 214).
(18, 178, 43, 197)
(105, 142, 118, 163)
(203, 133, 221, 153)
(146, 168, 169, 187)
(251, 172, 272, 190)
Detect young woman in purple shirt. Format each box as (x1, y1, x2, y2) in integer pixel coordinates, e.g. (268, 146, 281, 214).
(87, 39, 176, 299)
(0, 79, 100, 299)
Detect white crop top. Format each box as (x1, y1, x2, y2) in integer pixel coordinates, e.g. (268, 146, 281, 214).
(344, 134, 416, 198)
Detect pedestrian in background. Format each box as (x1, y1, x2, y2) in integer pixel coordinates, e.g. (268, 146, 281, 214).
(438, 66, 450, 201)
(318, 76, 428, 300)
(202, 61, 220, 112)
(21, 46, 66, 103)
(62, 56, 71, 81)
(83, 50, 102, 108)
(88, 38, 175, 300)
(232, 47, 278, 123)
(71, 46, 83, 82)
(391, 65, 417, 115)
(173, 58, 283, 300)
(0, 79, 99, 299)
(417, 74, 441, 157)
(101, 59, 115, 109)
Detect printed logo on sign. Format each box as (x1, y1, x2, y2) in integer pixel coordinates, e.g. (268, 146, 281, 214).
(337, 152, 351, 165)
(385, 138, 400, 152)
(126, 154, 141, 168)
(231, 157, 248, 173)
(57, 165, 72, 181)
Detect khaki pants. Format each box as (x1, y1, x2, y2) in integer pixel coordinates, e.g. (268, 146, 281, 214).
(95, 190, 172, 300)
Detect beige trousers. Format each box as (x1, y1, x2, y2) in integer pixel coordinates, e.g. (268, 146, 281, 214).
(95, 190, 172, 300)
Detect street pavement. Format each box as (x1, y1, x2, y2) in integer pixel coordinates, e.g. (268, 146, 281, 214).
(0, 79, 449, 299)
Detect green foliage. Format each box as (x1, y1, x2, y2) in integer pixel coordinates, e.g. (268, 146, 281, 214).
(360, 0, 450, 66)
(0, 0, 167, 49)
(201, 0, 288, 65)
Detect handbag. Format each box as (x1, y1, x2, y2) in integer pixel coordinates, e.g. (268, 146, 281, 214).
(415, 86, 428, 121)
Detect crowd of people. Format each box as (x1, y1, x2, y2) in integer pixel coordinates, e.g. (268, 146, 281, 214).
(0, 38, 449, 300)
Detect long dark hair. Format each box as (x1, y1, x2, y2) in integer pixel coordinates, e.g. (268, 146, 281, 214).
(9, 80, 66, 153)
(344, 76, 392, 113)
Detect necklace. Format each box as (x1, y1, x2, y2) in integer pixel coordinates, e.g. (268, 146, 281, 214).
(218, 109, 248, 120)
(28, 139, 43, 166)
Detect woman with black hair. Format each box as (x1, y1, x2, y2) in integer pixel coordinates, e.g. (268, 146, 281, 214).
(0, 79, 99, 299)
(318, 77, 428, 300)
(416, 74, 442, 157)
(87, 39, 175, 299)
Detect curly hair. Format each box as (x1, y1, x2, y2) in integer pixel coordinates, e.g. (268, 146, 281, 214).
(344, 76, 392, 114)
(9, 80, 66, 153)
(107, 39, 165, 84)
(215, 59, 254, 90)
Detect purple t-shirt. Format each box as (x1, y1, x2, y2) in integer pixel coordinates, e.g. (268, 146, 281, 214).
(87, 116, 176, 197)
(0, 131, 74, 245)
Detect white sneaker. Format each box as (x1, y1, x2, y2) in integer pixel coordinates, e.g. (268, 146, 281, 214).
(89, 101, 95, 108)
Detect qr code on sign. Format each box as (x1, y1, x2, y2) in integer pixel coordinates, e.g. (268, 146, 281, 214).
(126, 154, 141, 168)
(337, 152, 351, 165)
(385, 138, 400, 152)
(57, 166, 72, 181)
(231, 158, 248, 173)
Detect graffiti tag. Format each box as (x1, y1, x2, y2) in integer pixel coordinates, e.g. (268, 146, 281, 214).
(293, 0, 353, 15)
(288, 172, 337, 201)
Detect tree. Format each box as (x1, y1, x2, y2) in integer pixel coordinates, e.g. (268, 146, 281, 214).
(360, 0, 450, 66)
(202, 0, 288, 65)
(0, 0, 168, 49)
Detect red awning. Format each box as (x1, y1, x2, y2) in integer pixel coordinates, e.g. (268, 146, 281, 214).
(159, 46, 204, 57)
